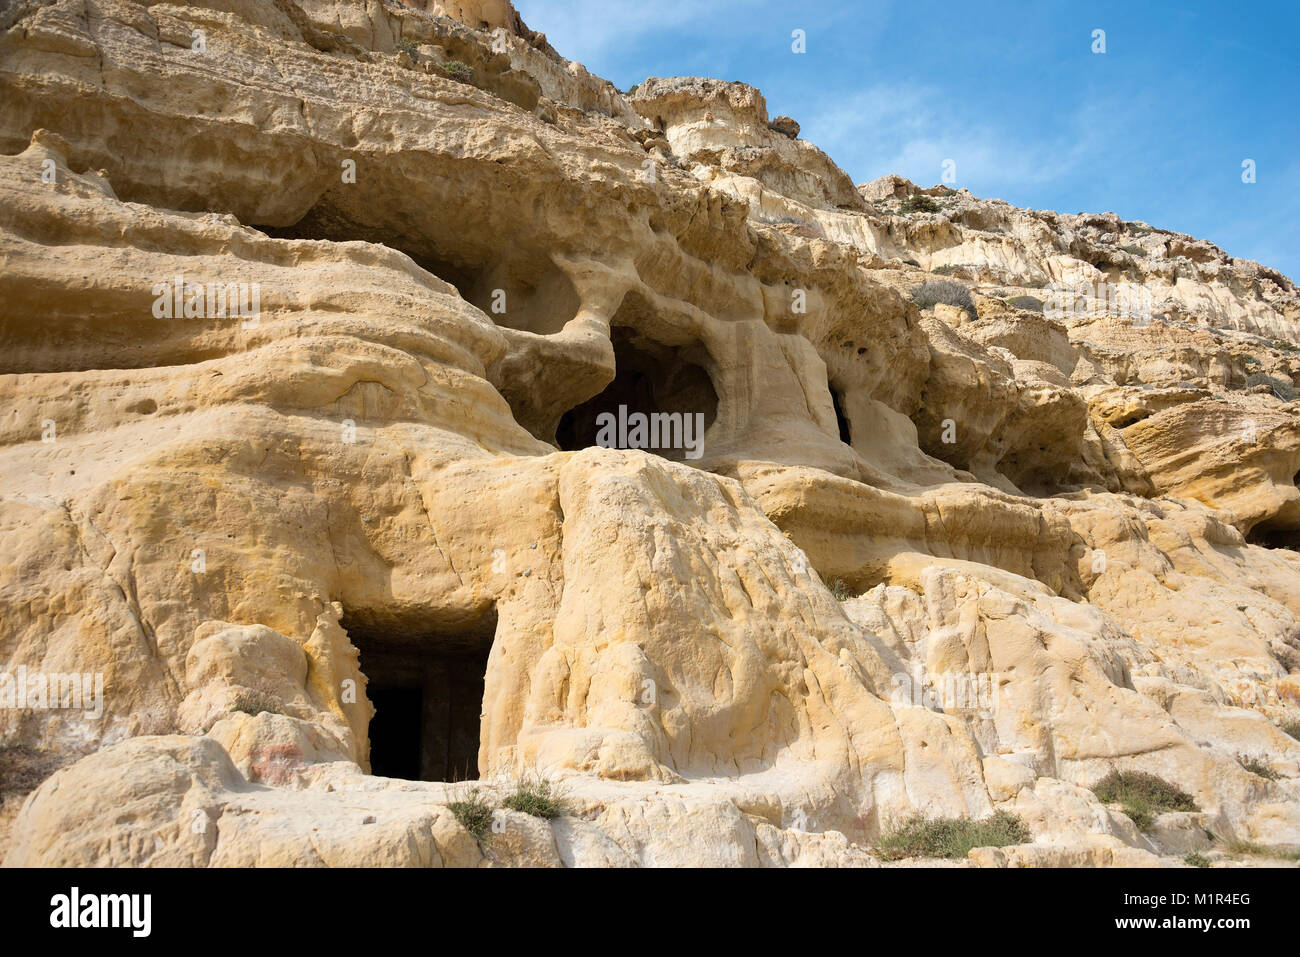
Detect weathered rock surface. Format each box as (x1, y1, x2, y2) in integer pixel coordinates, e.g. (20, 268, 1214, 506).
(1, 0, 1297, 867)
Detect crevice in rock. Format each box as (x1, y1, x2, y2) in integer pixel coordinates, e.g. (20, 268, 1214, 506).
(341, 605, 497, 782)
(1110, 412, 1151, 430)
(554, 326, 718, 462)
(829, 382, 852, 445)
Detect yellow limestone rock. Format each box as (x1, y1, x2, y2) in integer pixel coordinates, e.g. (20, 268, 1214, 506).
(0, 0, 1298, 866)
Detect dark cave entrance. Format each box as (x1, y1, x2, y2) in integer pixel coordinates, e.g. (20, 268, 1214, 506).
(1246, 524, 1300, 551)
(829, 384, 852, 445)
(367, 685, 423, 781)
(344, 609, 496, 782)
(555, 327, 718, 462)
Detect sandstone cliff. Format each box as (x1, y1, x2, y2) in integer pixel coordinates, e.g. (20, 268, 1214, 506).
(1, 0, 1297, 867)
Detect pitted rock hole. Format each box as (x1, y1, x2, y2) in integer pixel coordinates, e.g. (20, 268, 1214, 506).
(555, 327, 718, 461)
(343, 608, 497, 782)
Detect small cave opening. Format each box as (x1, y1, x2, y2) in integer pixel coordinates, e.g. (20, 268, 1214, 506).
(253, 202, 579, 336)
(829, 384, 852, 445)
(343, 607, 497, 782)
(1245, 524, 1300, 551)
(255, 205, 484, 299)
(555, 327, 718, 462)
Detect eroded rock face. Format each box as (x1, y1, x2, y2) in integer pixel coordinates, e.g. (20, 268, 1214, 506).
(1, 0, 1298, 867)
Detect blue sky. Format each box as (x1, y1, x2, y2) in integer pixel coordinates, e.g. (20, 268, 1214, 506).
(515, 0, 1299, 279)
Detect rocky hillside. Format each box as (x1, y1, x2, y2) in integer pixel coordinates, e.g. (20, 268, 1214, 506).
(1, 0, 1298, 867)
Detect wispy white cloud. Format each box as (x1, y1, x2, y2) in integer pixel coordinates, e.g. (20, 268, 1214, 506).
(800, 81, 1149, 206)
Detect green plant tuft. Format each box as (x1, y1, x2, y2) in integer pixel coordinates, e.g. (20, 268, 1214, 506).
(1006, 295, 1044, 312)
(1281, 719, 1300, 742)
(1183, 852, 1212, 868)
(1224, 839, 1300, 861)
(448, 787, 496, 840)
(1091, 770, 1198, 830)
(932, 264, 967, 277)
(900, 193, 940, 214)
(229, 689, 283, 717)
(501, 777, 565, 819)
(442, 59, 472, 80)
(828, 578, 854, 601)
(1238, 755, 1279, 781)
(912, 279, 977, 319)
(874, 810, 1030, 861)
